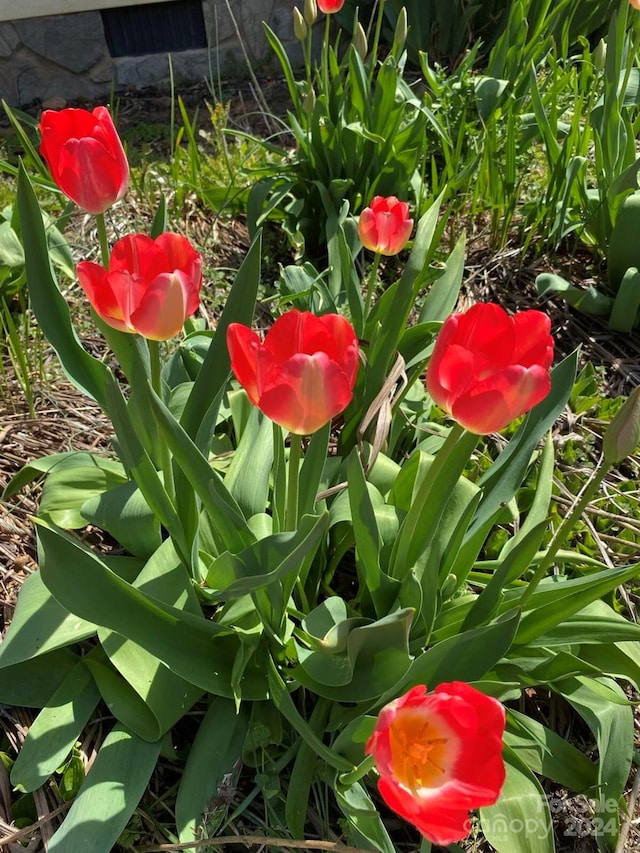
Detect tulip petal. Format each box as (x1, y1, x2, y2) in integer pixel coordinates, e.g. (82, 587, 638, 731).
(76, 261, 130, 333)
(259, 352, 354, 434)
(227, 323, 262, 406)
(512, 310, 554, 368)
(451, 365, 552, 433)
(128, 271, 191, 341)
(378, 776, 474, 846)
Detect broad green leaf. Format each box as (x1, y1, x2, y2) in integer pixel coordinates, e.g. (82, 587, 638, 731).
(17, 163, 109, 406)
(514, 564, 640, 646)
(83, 655, 161, 741)
(141, 376, 254, 554)
(0, 649, 80, 707)
(176, 699, 249, 844)
(36, 519, 268, 700)
(506, 709, 597, 792)
(81, 480, 161, 559)
(180, 230, 262, 446)
(39, 464, 128, 528)
(225, 407, 273, 517)
(384, 610, 520, 702)
(609, 267, 640, 333)
(294, 606, 413, 701)
(462, 521, 548, 630)
(47, 724, 162, 853)
(418, 232, 466, 323)
(470, 350, 579, 536)
(536, 273, 613, 316)
(0, 557, 140, 668)
(11, 662, 100, 792)
(2, 451, 123, 501)
(204, 513, 329, 600)
(480, 745, 554, 853)
(559, 676, 633, 849)
(98, 539, 204, 738)
(104, 372, 189, 561)
(335, 781, 395, 853)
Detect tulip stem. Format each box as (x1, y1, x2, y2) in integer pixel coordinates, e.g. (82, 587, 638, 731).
(518, 459, 611, 609)
(286, 433, 303, 530)
(96, 213, 110, 267)
(339, 754, 376, 787)
(369, 0, 385, 84)
(149, 339, 175, 500)
(322, 13, 331, 96)
(363, 252, 382, 322)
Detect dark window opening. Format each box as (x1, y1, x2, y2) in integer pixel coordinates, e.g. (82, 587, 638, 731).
(101, 0, 207, 57)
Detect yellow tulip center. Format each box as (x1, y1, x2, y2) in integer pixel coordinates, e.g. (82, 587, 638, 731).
(388, 710, 457, 794)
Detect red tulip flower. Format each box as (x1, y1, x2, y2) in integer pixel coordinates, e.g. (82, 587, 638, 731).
(366, 682, 506, 846)
(426, 303, 554, 434)
(630, 0, 640, 10)
(227, 310, 359, 435)
(77, 233, 202, 341)
(358, 196, 413, 256)
(39, 107, 130, 215)
(317, 0, 345, 12)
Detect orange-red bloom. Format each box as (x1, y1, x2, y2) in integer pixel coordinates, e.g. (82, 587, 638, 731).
(426, 303, 554, 434)
(39, 107, 129, 215)
(317, 0, 345, 12)
(227, 310, 359, 435)
(358, 196, 413, 256)
(77, 233, 202, 341)
(630, 0, 640, 10)
(366, 683, 506, 846)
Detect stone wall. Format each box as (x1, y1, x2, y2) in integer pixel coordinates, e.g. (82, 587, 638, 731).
(0, 0, 302, 107)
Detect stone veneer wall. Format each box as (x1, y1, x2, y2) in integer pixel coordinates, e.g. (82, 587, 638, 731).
(0, 0, 302, 107)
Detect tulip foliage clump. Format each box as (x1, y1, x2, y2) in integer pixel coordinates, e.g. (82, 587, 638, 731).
(2, 10, 640, 853)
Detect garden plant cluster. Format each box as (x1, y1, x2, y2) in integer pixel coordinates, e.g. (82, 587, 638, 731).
(1, 0, 640, 852)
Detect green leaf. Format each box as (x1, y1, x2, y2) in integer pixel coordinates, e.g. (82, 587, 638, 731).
(470, 350, 579, 535)
(506, 709, 597, 792)
(98, 540, 205, 737)
(335, 781, 395, 853)
(609, 267, 640, 333)
(81, 480, 162, 559)
(385, 610, 520, 702)
(176, 699, 249, 844)
(11, 662, 101, 792)
(536, 273, 613, 316)
(180, 231, 262, 447)
(0, 558, 140, 669)
(480, 745, 554, 853)
(514, 564, 640, 646)
(141, 377, 254, 554)
(2, 451, 122, 501)
(294, 604, 413, 701)
(560, 676, 633, 838)
(39, 463, 128, 529)
(36, 519, 268, 700)
(225, 407, 273, 518)
(17, 163, 109, 406)
(418, 232, 466, 323)
(0, 649, 80, 707)
(47, 724, 163, 853)
(267, 658, 352, 771)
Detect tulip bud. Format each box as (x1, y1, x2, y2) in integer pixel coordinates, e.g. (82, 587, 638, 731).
(303, 86, 316, 114)
(593, 38, 607, 71)
(293, 7, 307, 41)
(603, 386, 640, 464)
(392, 6, 408, 56)
(304, 0, 317, 26)
(352, 22, 368, 60)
